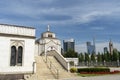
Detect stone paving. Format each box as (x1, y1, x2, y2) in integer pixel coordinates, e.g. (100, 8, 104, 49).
(61, 74, 120, 80)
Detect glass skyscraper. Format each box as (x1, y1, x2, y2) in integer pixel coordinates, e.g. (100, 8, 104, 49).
(86, 41, 95, 55)
(63, 39, 75, 53)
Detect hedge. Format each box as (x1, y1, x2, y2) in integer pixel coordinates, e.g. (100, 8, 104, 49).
(77, 68, 110, 73)
(70, 67, 77, 73)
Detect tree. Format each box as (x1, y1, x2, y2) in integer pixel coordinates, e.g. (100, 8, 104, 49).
(97, 52, 102, 62)
(85, 53, 90, 62)
(104, 52, 111, 62)
(101, 53, 104, 62)
(91, 53, 96, 62)
(63, 49, 78, 58)
(78, 53, 84, 62)
(112, 49, 118, 61)
(107, 51, 111, 62)
(118, 51, 120, 61)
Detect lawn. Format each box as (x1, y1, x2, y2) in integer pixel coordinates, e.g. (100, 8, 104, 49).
(78, 73, 106, 77)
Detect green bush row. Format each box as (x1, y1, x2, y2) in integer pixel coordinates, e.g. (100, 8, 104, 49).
(77, 68, 110, 73)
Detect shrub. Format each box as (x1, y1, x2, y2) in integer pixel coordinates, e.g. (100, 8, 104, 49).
(70, 67, 77, 73)
(77, 67, 110, 73)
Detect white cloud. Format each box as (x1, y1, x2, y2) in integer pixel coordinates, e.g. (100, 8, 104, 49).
(75, 10, 113, 24)
(0, 0, 120, 26)
(90, 27, 105, 30)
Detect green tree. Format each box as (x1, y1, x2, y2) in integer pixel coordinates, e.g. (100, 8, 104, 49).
(101, 53, 105, 62)
(63, 49, 78, 58)
(78, 53, 84, 62)
(118, 51, 120, 61)
(104, 52, 111, 62)
(112, 49, 118, 61)
(107, 51, 111, 62)
(91, 53, 96, 62)
(97, 52, 102, 62)
(85, 53, 90, 62)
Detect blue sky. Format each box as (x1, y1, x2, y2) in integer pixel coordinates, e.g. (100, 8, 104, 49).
(0, 0, 120, 53)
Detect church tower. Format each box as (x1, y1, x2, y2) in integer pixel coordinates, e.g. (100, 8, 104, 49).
(35, 25, 61, 56)
(109, 39, 113, 55)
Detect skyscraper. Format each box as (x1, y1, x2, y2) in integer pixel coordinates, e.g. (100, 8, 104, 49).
(109, 40, 113, 55)
(86, 39, 96, 55)
(63, 39, 75, 53)
(104, 47, 108, 53)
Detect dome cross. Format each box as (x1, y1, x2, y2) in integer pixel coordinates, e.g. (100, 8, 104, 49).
(47, 25, 50, 31)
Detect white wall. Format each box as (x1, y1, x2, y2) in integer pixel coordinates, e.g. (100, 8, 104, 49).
(65, 58, 79, 66)
(35, 43, 42, 56)
(0, 36, 35, 74)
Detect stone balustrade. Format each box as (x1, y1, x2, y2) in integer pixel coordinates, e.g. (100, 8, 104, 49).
(51, 51, 70, 71)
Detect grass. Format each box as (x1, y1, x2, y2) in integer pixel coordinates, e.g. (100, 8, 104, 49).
(77, 73, 104, 77)
(77, 72, 120, 77)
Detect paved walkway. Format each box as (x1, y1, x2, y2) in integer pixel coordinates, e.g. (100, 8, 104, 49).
(61, 74, 120, 80)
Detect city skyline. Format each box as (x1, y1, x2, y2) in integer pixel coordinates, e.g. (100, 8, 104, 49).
(0, 0, 120, 52)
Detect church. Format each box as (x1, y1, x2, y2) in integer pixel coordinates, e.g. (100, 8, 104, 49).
(35, 25, 61, 56)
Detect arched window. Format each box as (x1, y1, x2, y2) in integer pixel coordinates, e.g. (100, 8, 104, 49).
(17, 46, 23, 66)
(10, 46, 16, 66)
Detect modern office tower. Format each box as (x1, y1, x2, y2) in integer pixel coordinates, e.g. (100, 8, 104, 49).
(104, 47, 108, 53)
(86, 40, 96, 55)
(63, 39, 75, 53)
(109, 40, 113, 55)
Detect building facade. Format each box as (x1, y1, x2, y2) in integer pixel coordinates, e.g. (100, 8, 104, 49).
(0, 24, 36, 74)
(63, 39, 75, 53)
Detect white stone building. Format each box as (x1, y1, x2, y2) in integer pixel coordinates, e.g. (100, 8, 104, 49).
(35, 25, 61, 56)
(0, 24, 36, 74)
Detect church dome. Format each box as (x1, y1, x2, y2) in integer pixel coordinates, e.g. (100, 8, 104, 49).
(41, 25, 56, 38)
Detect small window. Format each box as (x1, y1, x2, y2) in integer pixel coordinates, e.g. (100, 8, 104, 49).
(10, 46, 16, 66)
(17, 46, 23, 66)
(48, 34, 52, 38)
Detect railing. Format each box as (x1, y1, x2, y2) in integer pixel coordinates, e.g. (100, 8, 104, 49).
(41, 55, 59, 79)
(78, 61, 120, 67)
(50, 51, 70, 71)
(46, 57, 59, 79)
(41, 55, 46, 63)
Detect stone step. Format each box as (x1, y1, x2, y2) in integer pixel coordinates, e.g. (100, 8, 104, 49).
(46, 56, 75, 78)
(26, 55, 76, 80)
